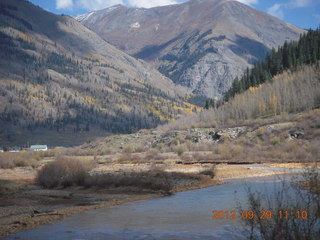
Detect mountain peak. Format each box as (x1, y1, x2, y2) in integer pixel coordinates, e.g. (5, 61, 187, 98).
(77, 0, 304, 98)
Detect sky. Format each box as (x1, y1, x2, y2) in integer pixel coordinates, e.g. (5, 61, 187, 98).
(29, 0, 320, 30)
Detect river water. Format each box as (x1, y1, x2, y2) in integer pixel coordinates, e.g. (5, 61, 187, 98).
(5, 174, 301, 240)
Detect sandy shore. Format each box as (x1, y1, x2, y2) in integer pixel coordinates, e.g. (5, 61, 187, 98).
(0, 163, 296, 238)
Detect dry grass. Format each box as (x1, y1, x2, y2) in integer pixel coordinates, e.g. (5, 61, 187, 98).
(0, 180, 24, 196)
(0, 152, 39, 169)
(215, 165, 279, 180)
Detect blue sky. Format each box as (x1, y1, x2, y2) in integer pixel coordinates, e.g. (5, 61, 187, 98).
(29, 0, 320, 30)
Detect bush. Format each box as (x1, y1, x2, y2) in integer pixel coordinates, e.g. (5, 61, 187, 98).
(199, 166, 216, 178)
(173, 145, 187, 156)
(123, 146, 133, 154)
(257, 127, 266, 136)
(84, 170, 202, 193)
(240, 167, 320, 240)
(37, 157, 93, 188)
(217, 144, 231, 159)
(0, 154, 15, 168)
(231, 145, 243, 157)
(144, 150, 160, 161)
(84, 171, 172, 193)
(135, 146, 145, 153)
(270, 136, 281, 145)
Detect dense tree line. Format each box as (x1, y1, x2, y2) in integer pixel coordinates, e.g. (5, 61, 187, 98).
(162, 63, 320, 130)
(223, 28, 320, 102)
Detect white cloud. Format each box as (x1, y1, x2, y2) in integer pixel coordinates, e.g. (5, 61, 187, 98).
(77, 0, 124, 11)
(59, 0, 180, 11)
(56, 0, 74, 10)
(287, 0, 313, 8)
(267, 3, 284, 19)
(235, 0, 258, 6)
(267, 0, 320, 20)
(126, 0, 179, 8)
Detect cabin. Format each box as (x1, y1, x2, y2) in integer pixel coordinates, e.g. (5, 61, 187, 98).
(30, 145, 48, 151)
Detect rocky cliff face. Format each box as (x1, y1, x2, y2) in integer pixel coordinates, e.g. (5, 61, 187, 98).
(75, 0, 304, 98)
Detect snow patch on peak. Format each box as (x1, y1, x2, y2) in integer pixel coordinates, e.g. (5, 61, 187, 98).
(106, 4, 123, 12)
(130, 22, 141, 29)
(74, 11, 95, 22)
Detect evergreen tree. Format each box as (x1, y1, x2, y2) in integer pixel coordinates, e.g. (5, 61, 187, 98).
(224, 28, 320, 101)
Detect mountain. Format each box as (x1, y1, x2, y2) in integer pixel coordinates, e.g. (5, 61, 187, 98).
(0, 0, 192, 147)
(75, 0, 304, 99)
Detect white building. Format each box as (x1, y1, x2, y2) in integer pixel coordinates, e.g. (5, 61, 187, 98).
(30, 145, 48, 151)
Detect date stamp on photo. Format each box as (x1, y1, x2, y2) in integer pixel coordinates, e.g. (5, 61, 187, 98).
(211, 210, 308, 220)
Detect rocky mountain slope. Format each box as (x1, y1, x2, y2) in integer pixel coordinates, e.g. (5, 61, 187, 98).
(76, 0, 304, 98)
(0, 0, 192, 146)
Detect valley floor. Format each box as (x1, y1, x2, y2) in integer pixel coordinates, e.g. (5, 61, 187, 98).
(0, 109, 319, 237)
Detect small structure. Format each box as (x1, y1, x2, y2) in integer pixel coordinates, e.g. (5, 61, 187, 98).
(30, 145, 48, 151)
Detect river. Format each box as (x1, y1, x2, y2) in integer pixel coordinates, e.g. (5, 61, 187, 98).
(5, 174, 302, 240)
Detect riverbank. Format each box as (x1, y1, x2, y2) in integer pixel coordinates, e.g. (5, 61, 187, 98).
(0, 163, 299, 238)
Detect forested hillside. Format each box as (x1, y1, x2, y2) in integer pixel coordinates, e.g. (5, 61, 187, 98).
(163, 29, 320, 130)
(223, 28, 320, 101)
(0, 0, 192, 147)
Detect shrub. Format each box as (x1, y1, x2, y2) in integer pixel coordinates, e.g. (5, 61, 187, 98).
(0, 152, 38, 169)
(231, 145, 243, 157)
(170, 136, 184, 146)
(185, 135, 193, 140)
(199, 166, 216, 178)
(135, 146, 145, 153)
(84, 171, 172, 193)
(191, 142, 213, 151)
(144, 150, 159, 161)
(123, 146, 133, 154)
(180, 153, 192, 162)
(37, 157, 93, 188)
(14, 152, 38, 167)
(220, 134, 230, 143)
(217, 144, 231, 159)
(0, 154, 15, 168)
(84, 170, 202, 193)
(257, 127, 266, 136)
(240, 167, 320, 240)
(270, 136, 281, 145)
(173, 145, 187, 156)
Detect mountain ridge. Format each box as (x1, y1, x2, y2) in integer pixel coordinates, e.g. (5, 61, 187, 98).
(75, 0, 304, 98)
(0, 0, 193, 146)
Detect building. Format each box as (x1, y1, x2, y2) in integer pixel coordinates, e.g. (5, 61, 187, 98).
(30, 145, 48, 151)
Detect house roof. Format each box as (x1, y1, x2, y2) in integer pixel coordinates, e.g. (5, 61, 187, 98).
(30, 145, 47, 149)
